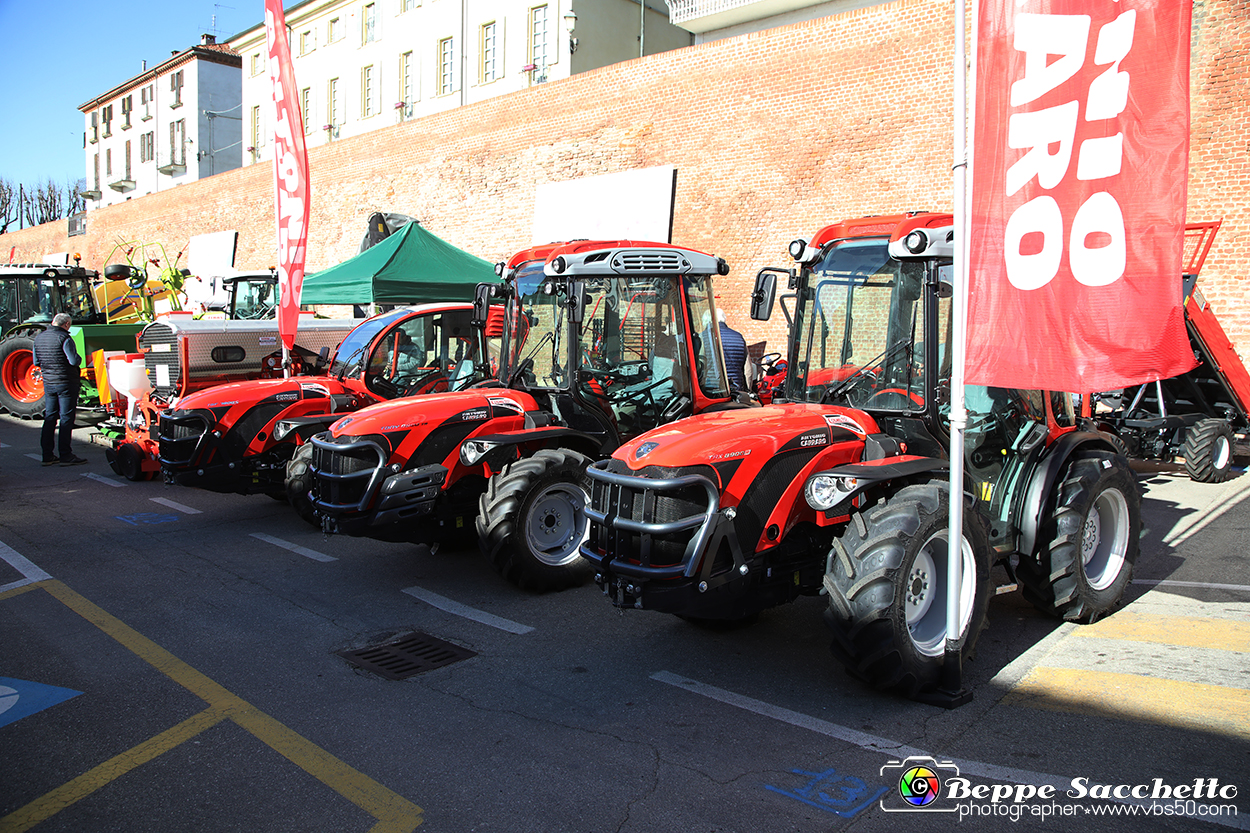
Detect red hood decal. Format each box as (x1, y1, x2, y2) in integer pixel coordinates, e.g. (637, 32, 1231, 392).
(329, 388, 537, 436)
(616, 404, 879, 470)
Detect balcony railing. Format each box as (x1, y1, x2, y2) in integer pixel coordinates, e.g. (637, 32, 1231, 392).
(669, 0, 833, 32)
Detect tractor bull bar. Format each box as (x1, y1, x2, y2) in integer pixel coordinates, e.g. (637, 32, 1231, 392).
(308, 432, 389, 514)
(581, 460, 721, 580)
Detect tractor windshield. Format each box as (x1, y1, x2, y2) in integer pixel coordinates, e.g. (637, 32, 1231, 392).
(231, 280, 278, 319)
(500, 261, 568, 390)
(789, 237, 930, 412)
(330, 308, 409, 378)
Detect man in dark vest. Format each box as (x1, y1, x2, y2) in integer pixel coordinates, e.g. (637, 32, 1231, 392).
(33, 313, 89, 466)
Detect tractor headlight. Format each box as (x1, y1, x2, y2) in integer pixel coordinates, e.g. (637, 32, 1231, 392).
(788, 239, 807, 260)
(460, 439, 498, 466)
(904, 230, 928, 254)
(804, 474, 858, 511)
(273, 420, 297, 442)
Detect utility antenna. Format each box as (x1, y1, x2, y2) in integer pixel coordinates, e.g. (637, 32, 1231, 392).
(208, 4, 236, 38)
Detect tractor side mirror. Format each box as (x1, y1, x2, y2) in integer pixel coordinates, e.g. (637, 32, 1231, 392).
(751, 269, 781, 321)
(472, 282, 493, 328)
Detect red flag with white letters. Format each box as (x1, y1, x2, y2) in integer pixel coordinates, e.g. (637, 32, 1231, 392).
(265, 0, 311, 353)
(967, 1, 1195, 390)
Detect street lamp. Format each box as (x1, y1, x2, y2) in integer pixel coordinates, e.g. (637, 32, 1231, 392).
(563, 9, 578, 55)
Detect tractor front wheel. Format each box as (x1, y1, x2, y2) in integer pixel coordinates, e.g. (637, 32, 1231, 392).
(0, 333, 45, 418)
(1182, 419, 1236, 483)
(285, 442, 319, 527)
(477, 448, 594, 592)
(823, 482, 991, 698)
(1018, 452, 1140, 623)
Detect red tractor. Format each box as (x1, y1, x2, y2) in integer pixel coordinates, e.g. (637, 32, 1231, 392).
(153, 303, 494, 519)
(580, 213, 1140, 699)
(308, 240, 745, 591)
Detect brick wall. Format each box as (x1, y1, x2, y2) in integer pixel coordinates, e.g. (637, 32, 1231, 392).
(4, 0, 1246, 360)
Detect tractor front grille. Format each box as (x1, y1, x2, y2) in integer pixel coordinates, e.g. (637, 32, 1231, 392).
(585, 460, 719, 575)
(157, 411, 210, 467)
(612, 251, 686, 272)
(309, 433, 387, 512)
(139, 323, 181, 398)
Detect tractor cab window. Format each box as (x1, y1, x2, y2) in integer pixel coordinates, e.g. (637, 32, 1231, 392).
(329, 308, 406, 378)
(17, 279, 57, 322)
(501, 262, 567, 390)
(685, 276, 730, 400)
(576, 274, 701, 437)
(792, 238, 927, 412)
(232, 280, 277, 319)
(64, 278, 95, 321)
(365, 308, 487, 394)
(0, 281, 16, 330)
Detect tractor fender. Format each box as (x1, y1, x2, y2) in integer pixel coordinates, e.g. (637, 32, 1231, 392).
(1017, 430, 1122, 557)
(459, 425, 603, 470)
(814, 455, 951, 517)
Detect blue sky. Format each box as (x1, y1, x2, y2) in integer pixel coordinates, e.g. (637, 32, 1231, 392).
(0, 1, 258, 188)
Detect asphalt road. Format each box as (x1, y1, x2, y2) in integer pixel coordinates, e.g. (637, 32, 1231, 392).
(1, 412, 1247, 832)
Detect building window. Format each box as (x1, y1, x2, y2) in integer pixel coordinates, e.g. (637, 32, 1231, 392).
(251, 105, 263, 153)
(300, 30, 314, 56)
(93, 154, 100, 190)
(170, 70, 184, 107)
(169, 119, 186, 165)
(105, 148, 112, 177)
(361, 65, 375, 118)
(121, 96, 133, 129)
(301, 87, 312, 134)
(529, 5, 549, 72)
(362, 3, 377, 44)
(251, 52, 264, 76)
(328, 77, 341, 131)
(401, 0, 418, 10)
(140, 132, 154, 163)
(438, 37, 455, 96)
(89, 112, 98, 144)
(399, 51, 414, 107)
(124, 141, 132, 179)
(101, 105, 113, 138)
(140, 84, 154, 120)
(481, 22, 499, 83)
(329, 16, 342, 43)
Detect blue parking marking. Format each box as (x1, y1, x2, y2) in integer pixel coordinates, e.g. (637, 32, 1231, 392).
(766, 767, 888, 818)
(115, 513, 181, 526)
(0, 677, 82, 729)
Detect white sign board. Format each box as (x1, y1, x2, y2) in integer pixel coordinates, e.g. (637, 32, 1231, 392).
(187, 230, 240, 306)
(531, 166, 677, 244)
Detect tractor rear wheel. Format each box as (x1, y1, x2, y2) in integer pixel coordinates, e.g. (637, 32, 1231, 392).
(0, 333, 45, 418)
(1018, 452, 1139, 623)
(823, 482, 991, 698)
(477, 448, 594, 592)
(285, 442, 319, 527)
(1182, 419, 1235, 483)
(115, 442, 154, 481)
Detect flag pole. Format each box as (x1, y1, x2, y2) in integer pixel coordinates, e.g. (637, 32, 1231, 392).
(928, 0, 974, 708)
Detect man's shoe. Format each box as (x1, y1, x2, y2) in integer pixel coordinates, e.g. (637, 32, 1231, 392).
(42, 457, 60, 466)
(60, 455, 89, 466)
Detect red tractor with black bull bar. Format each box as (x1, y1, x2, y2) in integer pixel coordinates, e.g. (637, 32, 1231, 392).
(580, 213, 1141, 699)
(307, 240, 745, 591)
(155, 302, 495, 519)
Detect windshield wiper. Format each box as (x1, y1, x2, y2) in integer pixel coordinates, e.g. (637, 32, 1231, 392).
(820, 338, 911, 403)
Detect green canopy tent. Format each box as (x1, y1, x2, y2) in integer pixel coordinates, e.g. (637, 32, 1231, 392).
(299, 222, 496, 306)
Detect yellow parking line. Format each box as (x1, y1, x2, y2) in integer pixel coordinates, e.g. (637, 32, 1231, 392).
(1071, 611, 1250, 653)
(5, 580, 423, 831)
(1, 706, 229, 833)
(1004, 666, 1250, 738)
(0, 581, 44, 601)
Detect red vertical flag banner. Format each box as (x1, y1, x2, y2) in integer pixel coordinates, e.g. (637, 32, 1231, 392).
(968, 0, 1195, 391)
(265, 0, 311, 353)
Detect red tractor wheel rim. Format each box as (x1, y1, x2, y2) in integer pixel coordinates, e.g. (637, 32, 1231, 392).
(1, 350, 43, 403)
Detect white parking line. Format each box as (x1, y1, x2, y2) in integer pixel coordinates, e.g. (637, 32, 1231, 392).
(249, 533, 337, 563)
(0, 539, 52, 593)
(1133, 579, 1250, 593)
(82, 472, 126, 487)
(23, 453, 42, 461)
(650, 671, 1250, 830)
(150, 497, 203, 515)
(401, 585, 535, 635)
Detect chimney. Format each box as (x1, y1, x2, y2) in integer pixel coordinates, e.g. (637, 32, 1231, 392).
(201, 33, 216, 45)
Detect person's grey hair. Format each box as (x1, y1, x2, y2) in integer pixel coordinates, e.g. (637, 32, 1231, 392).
(52, 313, 73, 329)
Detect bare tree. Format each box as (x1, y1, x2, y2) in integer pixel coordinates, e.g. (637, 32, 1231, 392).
(22, 179, 64, 227)
(0, 178, 17, 234)
(65, 178, 86, 218)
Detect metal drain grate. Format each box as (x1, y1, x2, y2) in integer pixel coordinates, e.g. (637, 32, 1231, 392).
(337, 632, 477, 680)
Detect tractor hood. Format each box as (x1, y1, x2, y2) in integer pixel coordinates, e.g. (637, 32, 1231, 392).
(172, 377, 351, 411)
(614, 403, 880, 471)
(326, 387, 537, 438)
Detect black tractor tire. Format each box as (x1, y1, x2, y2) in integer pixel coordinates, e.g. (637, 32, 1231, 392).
(1182, 419, 1236, 483)
(477, 448, 594, 592)
(0, 333, 46, 418)
(1018, 452, 1140, 624)
(823, 482, 992, 698)
(285, 442, 320, 527)
(115, 442, 153, 481)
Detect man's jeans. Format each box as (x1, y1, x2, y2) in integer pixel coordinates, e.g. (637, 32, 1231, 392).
(41, 388, 78, 460)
